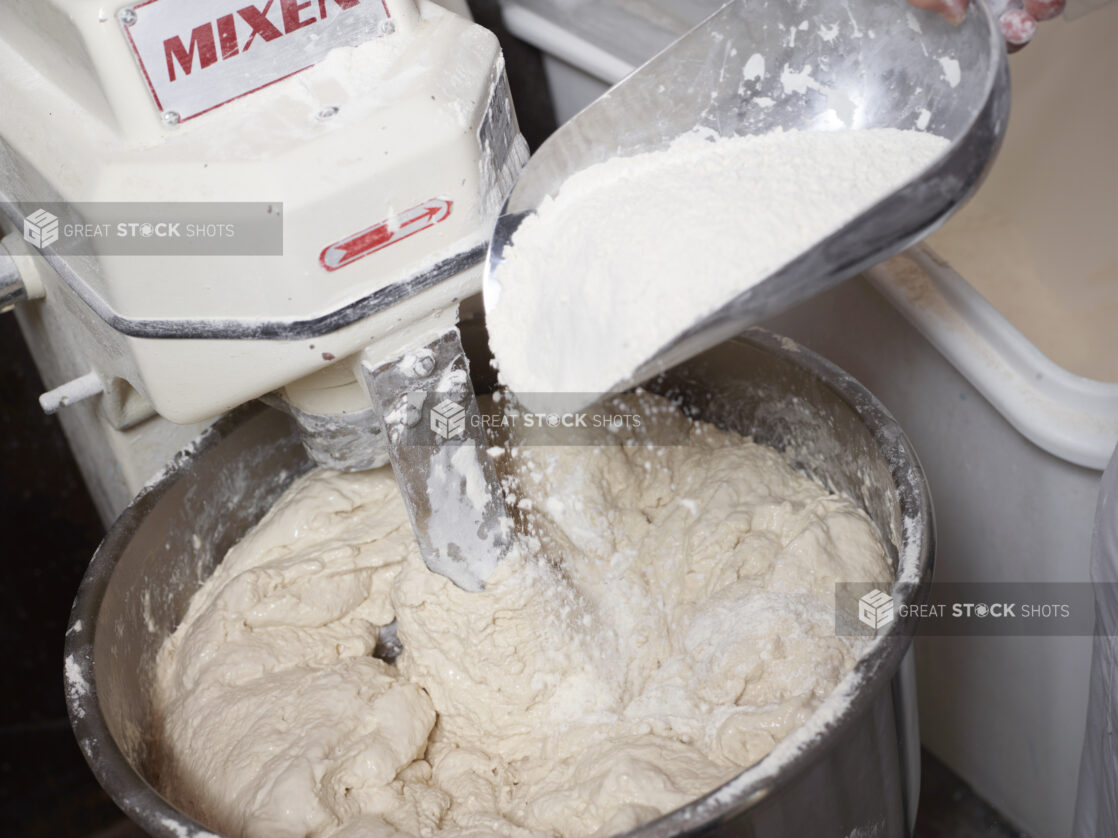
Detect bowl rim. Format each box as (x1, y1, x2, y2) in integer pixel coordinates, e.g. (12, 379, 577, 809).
(64, 327, 935, 838)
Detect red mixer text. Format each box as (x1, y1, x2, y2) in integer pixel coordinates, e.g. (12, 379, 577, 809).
(163, 0, 367, 82)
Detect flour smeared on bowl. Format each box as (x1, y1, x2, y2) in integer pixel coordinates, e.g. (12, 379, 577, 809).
(152, 393, 891, 837)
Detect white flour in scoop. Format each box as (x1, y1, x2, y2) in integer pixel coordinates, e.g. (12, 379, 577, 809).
(486, 129, 948, 404)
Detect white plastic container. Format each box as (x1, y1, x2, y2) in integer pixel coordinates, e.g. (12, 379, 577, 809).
(499, 2, 1118, 836)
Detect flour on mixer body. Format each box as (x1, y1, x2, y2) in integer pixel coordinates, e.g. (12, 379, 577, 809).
(152, 392, 891, 838)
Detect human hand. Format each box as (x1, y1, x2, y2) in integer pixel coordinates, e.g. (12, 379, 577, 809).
(907, 0, 1066, 47)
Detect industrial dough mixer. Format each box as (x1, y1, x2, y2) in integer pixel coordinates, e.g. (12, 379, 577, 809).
(0, 0, 526, 590)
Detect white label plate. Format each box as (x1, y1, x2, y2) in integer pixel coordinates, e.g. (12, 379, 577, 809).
(121, 0, 391, 122)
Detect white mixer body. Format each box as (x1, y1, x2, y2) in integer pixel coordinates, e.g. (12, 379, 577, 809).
(0, 0, 526, 424)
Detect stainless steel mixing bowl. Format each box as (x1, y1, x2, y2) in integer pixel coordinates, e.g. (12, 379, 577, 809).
(65, 329, 934, 837)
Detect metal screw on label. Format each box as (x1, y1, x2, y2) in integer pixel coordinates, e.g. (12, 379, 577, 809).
(119, 8, 137, 26)
(161, 111, 181, 127)
(317, 106, 340, 121)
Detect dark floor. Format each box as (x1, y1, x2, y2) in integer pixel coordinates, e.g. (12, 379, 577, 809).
(917, 752, 1031, 838)
(0, 314, 1032, 837)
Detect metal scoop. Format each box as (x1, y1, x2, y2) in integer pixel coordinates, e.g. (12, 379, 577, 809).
(486, 0, 1009, 403)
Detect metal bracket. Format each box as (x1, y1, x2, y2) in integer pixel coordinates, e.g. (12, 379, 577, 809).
(362, 328, 512, 591)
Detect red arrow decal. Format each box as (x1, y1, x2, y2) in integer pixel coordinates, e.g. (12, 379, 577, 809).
(320, 198, 453, 272)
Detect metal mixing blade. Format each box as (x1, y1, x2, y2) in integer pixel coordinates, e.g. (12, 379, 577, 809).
(486, 0, 1009, 406)
(362, 329, 511, 592)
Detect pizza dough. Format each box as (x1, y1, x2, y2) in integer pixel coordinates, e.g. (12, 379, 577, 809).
(152, 394, 891, 837)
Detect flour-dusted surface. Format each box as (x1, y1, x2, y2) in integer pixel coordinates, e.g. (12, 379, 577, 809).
(153, 394, 892, 838)
(486, 129, 948, 404)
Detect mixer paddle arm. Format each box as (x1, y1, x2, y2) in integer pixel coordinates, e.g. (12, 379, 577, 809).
(362, 328, 512, 592)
